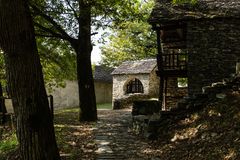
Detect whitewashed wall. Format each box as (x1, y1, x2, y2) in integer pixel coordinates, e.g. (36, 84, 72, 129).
(48, 80, 79, 109)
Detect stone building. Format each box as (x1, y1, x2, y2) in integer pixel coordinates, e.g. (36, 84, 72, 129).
(50, 65, 113, 108)
(148, 0, 240, 108)
(111, 59, 160, 109)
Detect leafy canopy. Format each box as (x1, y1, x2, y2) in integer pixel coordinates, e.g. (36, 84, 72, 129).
(100, 0, 156, 67)
(37, 38, 76, 92)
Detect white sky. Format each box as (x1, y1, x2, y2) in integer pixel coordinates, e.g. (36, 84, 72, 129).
(91, 27, 110, 65)
(91, 45, 101, 64)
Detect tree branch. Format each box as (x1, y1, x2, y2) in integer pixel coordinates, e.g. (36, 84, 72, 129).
(64, 0, 79, 23)
(91, 32, 98, 36)
(35, 33, 62, 39)
(34, 22, 67, 40)
(30, 3, 73, 42)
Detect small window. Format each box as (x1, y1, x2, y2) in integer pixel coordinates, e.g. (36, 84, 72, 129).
(126, 78, 144, 94)
(178, 78, 188, 88)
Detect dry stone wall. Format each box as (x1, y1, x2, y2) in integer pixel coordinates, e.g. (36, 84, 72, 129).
(187, 19, 240, 95)
(148, 68, 160, 97)
(132, 74, 240, 140)
(164, 78, 188, 110)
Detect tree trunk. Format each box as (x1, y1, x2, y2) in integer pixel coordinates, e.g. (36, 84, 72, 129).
(0, 0, 60, 159)
(0, 82, 7, 124)
(72, 0, 97, 121)
(0, 82, 6, 113)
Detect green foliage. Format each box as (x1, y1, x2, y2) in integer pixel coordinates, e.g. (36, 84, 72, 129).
(31, 0, 143, 43)
(172, 0, 198, 5)
(100, 0, 157, 67)
(31, 0, 149, 85)
(2, 40, 76, 93)
(37, 38, 77, 92)
(177, 78, 188, 87)
(0, 51, 6, 85)
(0, 132, 18, 154)
(97, 103, 112, 109)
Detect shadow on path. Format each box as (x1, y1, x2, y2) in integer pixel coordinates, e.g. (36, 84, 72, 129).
(95, 109, 159, 160)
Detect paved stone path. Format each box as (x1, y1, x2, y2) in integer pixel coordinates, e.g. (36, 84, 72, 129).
(94, 109, 158, 160)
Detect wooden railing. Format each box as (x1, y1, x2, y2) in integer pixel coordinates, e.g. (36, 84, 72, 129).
(160, 53, 188, 70)
(157, 53, 188, 77)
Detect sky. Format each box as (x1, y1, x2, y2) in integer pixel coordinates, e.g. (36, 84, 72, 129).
(91, 27, 110, 64)
(91, 45, 102, 64)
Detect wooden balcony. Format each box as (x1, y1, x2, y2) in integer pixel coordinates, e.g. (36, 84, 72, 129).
(157, 53, 188, 77)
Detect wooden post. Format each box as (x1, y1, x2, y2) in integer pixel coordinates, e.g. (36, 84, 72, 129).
(156, 28, 164, 110)
(0, 96, 6, 125)
(48, 95, 54, 120)
(162, 77, 168, 110)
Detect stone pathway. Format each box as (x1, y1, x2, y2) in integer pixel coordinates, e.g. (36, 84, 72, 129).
(94, 109, 157, 160)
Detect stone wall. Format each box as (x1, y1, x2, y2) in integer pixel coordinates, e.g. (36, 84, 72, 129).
(187, 19, 240, 95)
(164, 78, 188, 110)
(132, 74, 240, 140)
(148, 67, 160, 97)
(112, 74, 150, 101)
(112, 70, 188, 110)
(49, 80, 112, 109)
(112, 70, 160, 109)
(113, 94, 151, 109)
(95, 81, 112, 103)
(48, 80, 79, 109)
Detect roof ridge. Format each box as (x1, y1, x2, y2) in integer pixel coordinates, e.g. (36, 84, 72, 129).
(112, 58, 157, 75)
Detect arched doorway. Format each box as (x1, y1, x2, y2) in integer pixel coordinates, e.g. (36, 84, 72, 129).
(125, 78, 144, 94)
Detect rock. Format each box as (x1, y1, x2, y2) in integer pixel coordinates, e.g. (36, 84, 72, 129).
(149, 113, 161, 121)
(146, 132, 158, 141)
(211, 133, 218, 137)
(212, 82, 225, 87)
(216, 93, 226, 99)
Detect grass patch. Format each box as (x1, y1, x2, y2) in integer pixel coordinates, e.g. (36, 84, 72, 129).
(55, 103, 112, 114)
(0, 132, 18, 153)
(97, 103, 112, 110)
(0, 128, 18, 160)
(54, 107, 79, 115)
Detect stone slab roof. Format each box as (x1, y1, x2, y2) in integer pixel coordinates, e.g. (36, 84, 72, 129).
(149, 0, 240, 24)
(111, 59, 157, 75)
(94, 65, 114, 83)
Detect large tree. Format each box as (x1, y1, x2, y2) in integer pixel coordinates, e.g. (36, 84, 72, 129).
(31, 0, 97, 121)
(0, 0, 60, 159)
(0, 52, 6, 115)
(30, 0, 141, 121)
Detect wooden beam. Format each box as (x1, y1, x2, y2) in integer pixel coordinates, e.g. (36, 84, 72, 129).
(156, 29, 165, 110)
(156, 70, 188, 77)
